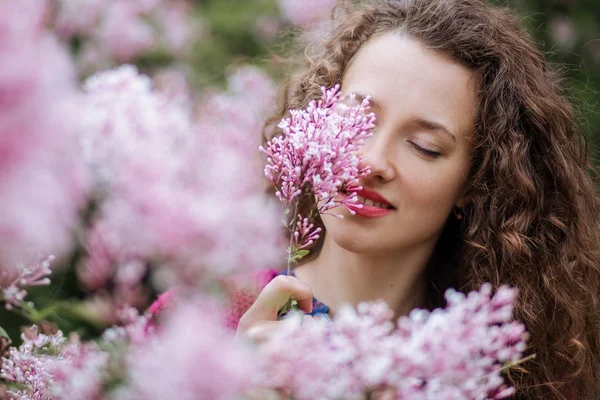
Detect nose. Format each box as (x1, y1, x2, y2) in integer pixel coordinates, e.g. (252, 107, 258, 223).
(358, 129, 396, 184)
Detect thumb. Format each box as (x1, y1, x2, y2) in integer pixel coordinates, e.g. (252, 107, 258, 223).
(246, 275, 313, 321)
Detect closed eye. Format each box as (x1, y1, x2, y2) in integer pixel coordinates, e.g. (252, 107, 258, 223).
(408, 142, 441, 159)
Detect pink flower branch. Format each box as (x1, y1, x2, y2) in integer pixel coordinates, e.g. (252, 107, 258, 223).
(261, 84, 375, 275)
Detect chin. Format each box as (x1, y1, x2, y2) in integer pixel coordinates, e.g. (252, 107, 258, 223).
(322, 215, 390, 255)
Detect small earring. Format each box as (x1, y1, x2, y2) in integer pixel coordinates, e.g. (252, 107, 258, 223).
(453, 206, 464, 220)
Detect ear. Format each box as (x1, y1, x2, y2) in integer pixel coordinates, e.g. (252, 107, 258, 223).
(454, 192, 471, 210)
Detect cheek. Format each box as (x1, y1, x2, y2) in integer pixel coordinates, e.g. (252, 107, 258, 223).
(400, 160, 469, 216)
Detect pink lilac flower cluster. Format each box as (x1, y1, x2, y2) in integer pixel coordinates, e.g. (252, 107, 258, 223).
(77, 65, 282, 296)
(197, 65, 278, 164)
(121, 297, 251, 400)
(262, 84, 374, 209)
(0, 304, 160, 400)
(0, 316, 149, 400)
(0, 326, 67, 400)
(0, 0, 88, 270)
(0, 298, 253, 400)
(256, 284, 528, 399)
(0, 255, 55, 311)
(51, 0, 202, 75)
(261, 84, 374, 256)
(0, 285, 528, 399)
(45, 338, 109, 400)
(277, 0, 338, 26)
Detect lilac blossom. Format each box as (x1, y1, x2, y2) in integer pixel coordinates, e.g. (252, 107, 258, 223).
(0, 0, 88, 270)
(0, 326, 66, 400)
(256, 284, 528, 399)
(78, 65, 282, 292)
(1, 326, 109, 400)
(293, 218, 323, 250)
(261, 84, 374, 271)
(0, 256, 55, 311)
(262, 84, 374, 210)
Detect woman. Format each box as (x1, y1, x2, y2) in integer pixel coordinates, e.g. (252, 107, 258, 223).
(235, 0, 600, 398)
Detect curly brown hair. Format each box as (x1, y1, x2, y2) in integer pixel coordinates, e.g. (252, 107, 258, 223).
(264, 0, 600, 398)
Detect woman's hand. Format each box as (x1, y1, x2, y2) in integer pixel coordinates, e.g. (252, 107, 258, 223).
(236, 275, 315, 343)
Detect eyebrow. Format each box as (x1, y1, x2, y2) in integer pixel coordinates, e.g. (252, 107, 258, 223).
(351, 92, 457, 143)
(413, 118, 457, 143)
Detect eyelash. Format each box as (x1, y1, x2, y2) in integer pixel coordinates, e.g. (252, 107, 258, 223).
(408, 142, 441, 159)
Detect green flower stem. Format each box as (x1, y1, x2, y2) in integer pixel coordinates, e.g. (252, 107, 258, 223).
(500, 353, 537, 373)
(286, 201, 299, 276)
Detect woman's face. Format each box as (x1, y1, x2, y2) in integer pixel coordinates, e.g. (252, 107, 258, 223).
(321, 32, 477, 255)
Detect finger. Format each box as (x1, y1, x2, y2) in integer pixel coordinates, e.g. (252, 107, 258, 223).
(238, 317, 303, 344)
(246, 275, 313, 320)
(239, 320, 281, 343)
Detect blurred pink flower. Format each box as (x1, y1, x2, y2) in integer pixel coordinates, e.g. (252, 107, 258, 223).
(123, 298, 251, 400)
(255, 15, 283, 40)
(78, 65, 282, 290)
(549, 16, 577, 50)
(152, 66, 194, 108)
(51, 0, 201, 75)
(0, 0, 88, 269)
(197, 65, 277, 158)
(257, 284, 528, 399)
(97, 2, 156, 62)
(47, 338, 109, 400)
(147, 290, 176, 317)
(53, 0, 104, 38)
(278, 0, 337, 26)
(155, 1, 203, 56)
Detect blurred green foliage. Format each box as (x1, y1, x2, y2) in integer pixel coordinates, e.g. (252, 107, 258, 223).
(187, 0, 285, 87)
(504, 0, 600, 161)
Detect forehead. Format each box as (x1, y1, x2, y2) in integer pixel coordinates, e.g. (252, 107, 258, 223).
(341, 32, 478, 138)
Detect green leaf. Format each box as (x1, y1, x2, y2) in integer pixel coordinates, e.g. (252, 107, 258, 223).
(0, 326, 9, 340)
(277, 299, 300, 319)
(295, 250, 310, 259)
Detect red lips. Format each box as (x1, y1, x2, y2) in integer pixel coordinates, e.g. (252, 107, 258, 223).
(344, 188, 395, 218)
(353, 188, 394, 208)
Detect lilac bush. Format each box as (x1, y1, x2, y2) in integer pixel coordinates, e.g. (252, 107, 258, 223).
(77, 65, 282, 293)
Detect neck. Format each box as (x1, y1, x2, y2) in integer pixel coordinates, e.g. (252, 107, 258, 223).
(294, 235, 434, 319)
